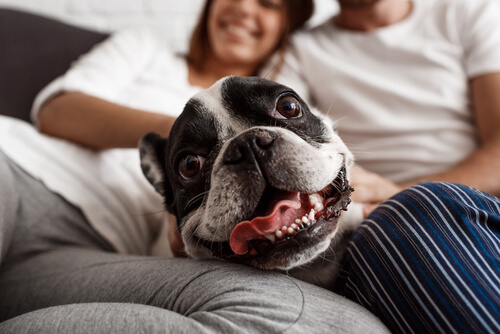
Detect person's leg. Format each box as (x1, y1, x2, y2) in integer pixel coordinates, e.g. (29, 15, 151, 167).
(0, 249, 389, 333)
(1, 303, 210, 334)
(0, 150, 389, 333)
(0, 151, 16, 265)
(335, 182, 500, 333)
(0, 149, 114, 273)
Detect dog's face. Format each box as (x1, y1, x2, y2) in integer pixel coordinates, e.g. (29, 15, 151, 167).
(140, 77, 353, 270)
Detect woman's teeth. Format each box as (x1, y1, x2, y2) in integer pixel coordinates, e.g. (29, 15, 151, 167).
(226, 25, 251, 38)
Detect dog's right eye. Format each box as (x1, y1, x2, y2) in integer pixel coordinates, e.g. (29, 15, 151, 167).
(178, 155, 206, 180)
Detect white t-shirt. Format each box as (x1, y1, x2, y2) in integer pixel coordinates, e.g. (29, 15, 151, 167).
(0, 28, 201, 255)
(273, 0, 500, 183)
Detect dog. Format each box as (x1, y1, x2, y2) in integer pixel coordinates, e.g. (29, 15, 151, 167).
(140, 76, 359, 289)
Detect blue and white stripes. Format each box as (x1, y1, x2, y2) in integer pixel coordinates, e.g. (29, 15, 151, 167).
(335, 182, 500, 334)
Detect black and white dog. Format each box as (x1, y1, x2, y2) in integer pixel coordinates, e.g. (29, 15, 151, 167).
(140, 76, 358, 289)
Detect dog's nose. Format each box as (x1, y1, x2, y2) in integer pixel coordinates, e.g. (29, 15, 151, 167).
(223, 129, 276, 165)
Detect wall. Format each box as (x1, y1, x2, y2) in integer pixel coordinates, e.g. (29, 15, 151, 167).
(0, 0, 337, 52)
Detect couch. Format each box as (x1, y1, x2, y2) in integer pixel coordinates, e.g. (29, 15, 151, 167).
(0, 8, 389, 333)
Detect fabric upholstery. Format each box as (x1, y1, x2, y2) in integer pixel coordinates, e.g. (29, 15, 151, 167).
(0, 8, 108, 122)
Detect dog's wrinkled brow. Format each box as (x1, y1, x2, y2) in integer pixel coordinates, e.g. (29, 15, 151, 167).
(221, 77, 284, 122)
(170, 99, 220, 152)
(218, 77, 328, 147)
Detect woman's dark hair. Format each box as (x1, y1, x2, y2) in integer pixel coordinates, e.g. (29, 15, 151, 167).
(187, 0, 314, 73)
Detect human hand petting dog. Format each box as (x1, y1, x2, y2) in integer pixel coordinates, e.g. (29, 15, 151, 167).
(350, 165, 403, 218)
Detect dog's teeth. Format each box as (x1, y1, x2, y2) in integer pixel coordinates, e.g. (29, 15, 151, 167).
(309, 194, 321, 207)
(295, 219, 301, 225)
(314, 202, 324, 212)
(264, 234, 276, 243)
(291, 223, 298, 230)
(287, 227, 295, 235)
(281, 226, 288, 232)
(308, 209, 315, 221)
(276, 230, 284, 239)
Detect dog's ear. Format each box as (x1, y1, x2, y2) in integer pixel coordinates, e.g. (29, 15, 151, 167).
(139, 133, 174, 212)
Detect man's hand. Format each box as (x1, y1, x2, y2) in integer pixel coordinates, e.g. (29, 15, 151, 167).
(349, 165, 403, 217)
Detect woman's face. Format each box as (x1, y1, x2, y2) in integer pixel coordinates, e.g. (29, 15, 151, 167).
(208, 0, 286, 69)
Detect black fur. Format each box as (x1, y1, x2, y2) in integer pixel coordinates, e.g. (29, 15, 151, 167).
(221, 77, 328, 147)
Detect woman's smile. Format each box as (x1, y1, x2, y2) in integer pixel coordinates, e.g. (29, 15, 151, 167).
(208, 0, 284, 68)
(220, 20, 258, 43)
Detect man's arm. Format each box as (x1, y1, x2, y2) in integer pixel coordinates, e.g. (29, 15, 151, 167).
(352, 73, 500, 216)
(38, 92, 175, 150)
(400, 73, 500, 197)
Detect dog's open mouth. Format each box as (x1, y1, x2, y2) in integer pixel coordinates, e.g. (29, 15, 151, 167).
(198, 166, 353, 264)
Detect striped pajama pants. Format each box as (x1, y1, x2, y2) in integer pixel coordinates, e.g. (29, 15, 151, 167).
(335, 182, 500, 334)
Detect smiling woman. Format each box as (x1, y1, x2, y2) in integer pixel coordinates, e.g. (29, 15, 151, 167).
(188, 0, 314, 86)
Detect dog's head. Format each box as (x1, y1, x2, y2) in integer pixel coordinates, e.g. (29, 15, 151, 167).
(140, 76, 353, 270)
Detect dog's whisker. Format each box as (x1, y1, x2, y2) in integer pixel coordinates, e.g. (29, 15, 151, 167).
(184, 191, 209, 211)
(135, 208, 168, 218)
(318, 253, 340, 265)
(182, 218, 204, 248)
(325, 103, 334, 117)
(292, 264, 307, 272)
(347, 149, 370, 154)
(262, 63, 279, 80)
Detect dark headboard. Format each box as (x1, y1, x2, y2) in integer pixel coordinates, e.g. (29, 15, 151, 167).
(0, 8, 109, 122)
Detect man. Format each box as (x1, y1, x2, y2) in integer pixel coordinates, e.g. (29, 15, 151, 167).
(270, 0, 500, 332)
(275, 0, 500, 214)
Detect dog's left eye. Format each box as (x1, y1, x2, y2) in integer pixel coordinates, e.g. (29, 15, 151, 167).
(275, 95, 302, 119)
(178, 154, 206, 180)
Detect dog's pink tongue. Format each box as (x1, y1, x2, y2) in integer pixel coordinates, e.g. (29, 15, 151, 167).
(229, 194, 301, 255)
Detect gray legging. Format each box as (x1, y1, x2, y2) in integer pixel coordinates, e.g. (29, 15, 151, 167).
(0, 150, 388, 333)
